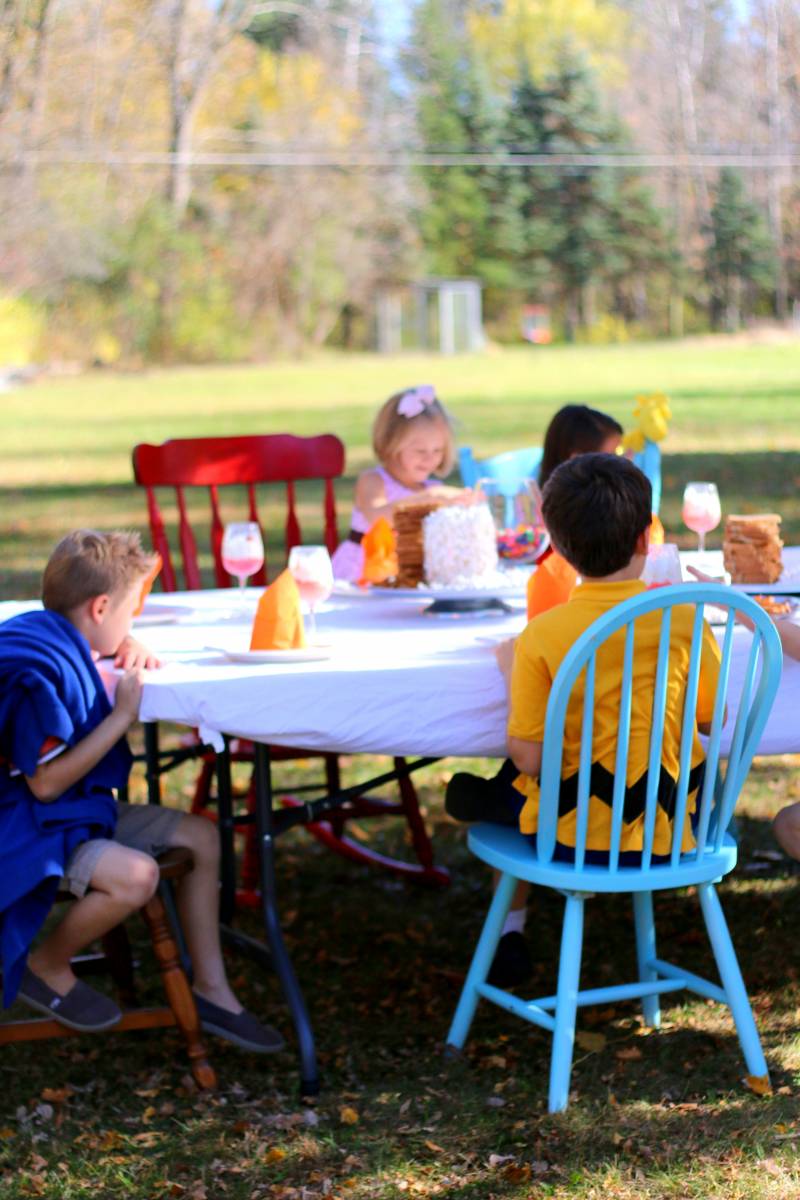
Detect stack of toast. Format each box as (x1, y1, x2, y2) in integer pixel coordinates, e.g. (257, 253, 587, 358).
(386, 496, 447, 588)
(722, 514, 783, 584)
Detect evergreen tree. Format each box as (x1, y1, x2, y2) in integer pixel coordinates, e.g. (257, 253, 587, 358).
(502, 54, 668, 337)
(406, 0, 505, 280)
(706, 169, 776, 330)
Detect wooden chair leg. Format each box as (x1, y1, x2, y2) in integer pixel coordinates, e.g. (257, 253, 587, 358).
(141, 891, 217, 1090)
(100, 923, 139, 1009)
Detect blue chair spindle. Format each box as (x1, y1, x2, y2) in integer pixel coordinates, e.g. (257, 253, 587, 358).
(446, 583, 782, 1112)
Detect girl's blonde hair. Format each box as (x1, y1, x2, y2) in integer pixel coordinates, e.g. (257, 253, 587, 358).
(371, 386, 456, 477)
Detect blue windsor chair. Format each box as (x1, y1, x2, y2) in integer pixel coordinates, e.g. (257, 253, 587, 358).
(446, 583, 782, 1112)
(460, 443, 663, 514)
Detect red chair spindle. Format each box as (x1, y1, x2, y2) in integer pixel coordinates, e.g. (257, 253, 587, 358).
(176, 486, 202, 590)
(247, 484, 267, 585)
(209, 485, 227, 588)
(285, 480, 301, 552)
(324, 478, 339, 554)
(147, 487, 177, 593)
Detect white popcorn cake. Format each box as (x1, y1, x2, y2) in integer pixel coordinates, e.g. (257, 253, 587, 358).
(422, 503, 502, 589)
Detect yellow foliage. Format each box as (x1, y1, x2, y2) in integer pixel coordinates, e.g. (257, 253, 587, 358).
(0, 296, 44, 364)
(467, 0, 628, 90)
(200, 42, 363, 148)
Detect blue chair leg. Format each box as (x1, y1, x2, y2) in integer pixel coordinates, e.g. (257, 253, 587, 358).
(548, 893, 585, 1113)
(698, 882, 768, 1079)
(446, 871, 517, 1051)
(633, 891, 661, 1029)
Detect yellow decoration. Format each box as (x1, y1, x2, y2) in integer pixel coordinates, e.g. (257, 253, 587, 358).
(621, 392, 672, 451)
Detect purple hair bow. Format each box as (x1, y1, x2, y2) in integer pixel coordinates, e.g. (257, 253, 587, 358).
(397, 385, 437, 419)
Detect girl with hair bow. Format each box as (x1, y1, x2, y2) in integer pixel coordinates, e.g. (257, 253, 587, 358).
(331, 385, 468, 583)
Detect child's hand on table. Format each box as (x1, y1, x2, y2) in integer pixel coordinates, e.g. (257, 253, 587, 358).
(114, 634, 162, 670)
(113, 669, 144, 726)
(686, 564, 755, 630)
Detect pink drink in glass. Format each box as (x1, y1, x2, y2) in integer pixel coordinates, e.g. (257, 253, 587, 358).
(681, 504, 719, 535)
(222, 554, 264, 580)
(294, 577, 331, 608)
(682, 483, 721, 552)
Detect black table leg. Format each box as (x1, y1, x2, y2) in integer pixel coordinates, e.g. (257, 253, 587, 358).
(254, 741, 319, 1097)
(144, 722, 161, 805)
(215, 737, 238, 926)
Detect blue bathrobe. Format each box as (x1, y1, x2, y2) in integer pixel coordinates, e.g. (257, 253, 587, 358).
(0, 610, 131, 1005)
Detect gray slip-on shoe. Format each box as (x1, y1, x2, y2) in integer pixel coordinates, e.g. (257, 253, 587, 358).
(17, 968, 122, 1031)
(193, 993, 284, 1053)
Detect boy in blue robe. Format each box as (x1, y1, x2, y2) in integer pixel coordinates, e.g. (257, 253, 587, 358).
(0, 529, 282, 1051)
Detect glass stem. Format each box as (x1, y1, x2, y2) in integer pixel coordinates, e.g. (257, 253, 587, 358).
(238, 576, 247, 592)
(698, 532, 706, 553)
(308, 606, 317, 643)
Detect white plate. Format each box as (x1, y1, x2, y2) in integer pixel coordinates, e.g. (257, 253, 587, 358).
(370, 582, 529, 601)
(331, 581, 373, 599)
(205, 645, 332, 664)
(137, 604, 189, 624)
(334, 572, 532, 602)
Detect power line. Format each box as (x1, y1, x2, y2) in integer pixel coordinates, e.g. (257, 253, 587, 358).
(7, 148, 800, 169)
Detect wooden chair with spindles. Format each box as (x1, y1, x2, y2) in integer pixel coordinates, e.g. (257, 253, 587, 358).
(132, 433, 450, 912)
(0, 848, 216, 1090)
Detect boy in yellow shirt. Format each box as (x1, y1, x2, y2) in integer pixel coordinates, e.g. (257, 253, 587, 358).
(506, 453, 720, 855)
(472, 454, 720, 985)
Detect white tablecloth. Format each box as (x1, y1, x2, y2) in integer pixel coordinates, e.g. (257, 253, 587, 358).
(3, 570, 799, 760)
(132, 589, 800, 760)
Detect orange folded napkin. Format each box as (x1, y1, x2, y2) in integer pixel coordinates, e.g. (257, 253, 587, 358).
(134, 554, 162, 616)
(358, 517, 398, 586)
(526, 549, 578, 620)
(250, 569, 307, 650)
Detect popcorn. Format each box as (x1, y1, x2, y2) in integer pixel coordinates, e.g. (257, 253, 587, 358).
(422, 504, 502, 588)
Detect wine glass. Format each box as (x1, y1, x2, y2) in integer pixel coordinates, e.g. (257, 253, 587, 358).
(221, 522, 264, 593)
(288, 545, 333, 643)
(682, 482, 721, 553)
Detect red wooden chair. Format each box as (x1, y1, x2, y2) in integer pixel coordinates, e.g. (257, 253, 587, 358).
(132, 434, 449, 905)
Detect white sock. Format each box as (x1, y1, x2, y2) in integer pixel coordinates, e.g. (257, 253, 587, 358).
(501, 907, 527, 937)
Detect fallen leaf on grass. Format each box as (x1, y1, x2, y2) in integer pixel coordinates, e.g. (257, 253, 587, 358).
(40, 1087, 71, 1104)
(424, 1139, 444, 1153)
(575, 1031, 607, 1053)
(744, 1074, 773, 1097)
(503, 1163, 532, 1183)
(488, 1153, 515, 1167)
(615, 1045, 643, 1061)
(339, 1107, 359, 1125)
(264, 1147, 286, 1164)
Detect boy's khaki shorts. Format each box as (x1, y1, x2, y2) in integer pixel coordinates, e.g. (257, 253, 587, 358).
(63, 802, 184, 898)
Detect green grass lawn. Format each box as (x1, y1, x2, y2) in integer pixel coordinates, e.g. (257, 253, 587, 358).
(3, 337, 800, 598)
(2, 338, 800, 1199)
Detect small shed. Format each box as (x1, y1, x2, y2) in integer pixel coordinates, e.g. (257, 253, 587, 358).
(377, 278, 484, 354)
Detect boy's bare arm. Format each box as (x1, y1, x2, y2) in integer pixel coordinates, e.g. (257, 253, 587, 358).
(25, 671, 142, 803)
(508, 736, 543, 779)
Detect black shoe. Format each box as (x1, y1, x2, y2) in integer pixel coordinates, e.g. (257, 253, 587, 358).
(193, 993, 284, 1053)
(445, 772, 519, 825)
(445, 772, 498, 822)
(487, 932, 533, 989)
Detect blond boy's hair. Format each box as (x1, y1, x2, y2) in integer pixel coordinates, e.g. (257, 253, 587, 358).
(372, 388, 456, 477)
(42, 530, 158, 615)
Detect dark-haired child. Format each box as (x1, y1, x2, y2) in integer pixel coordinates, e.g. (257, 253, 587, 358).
(0, 530, 281, 1051)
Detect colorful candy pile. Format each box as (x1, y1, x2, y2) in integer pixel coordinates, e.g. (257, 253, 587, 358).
(496, 524, 547, 562)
